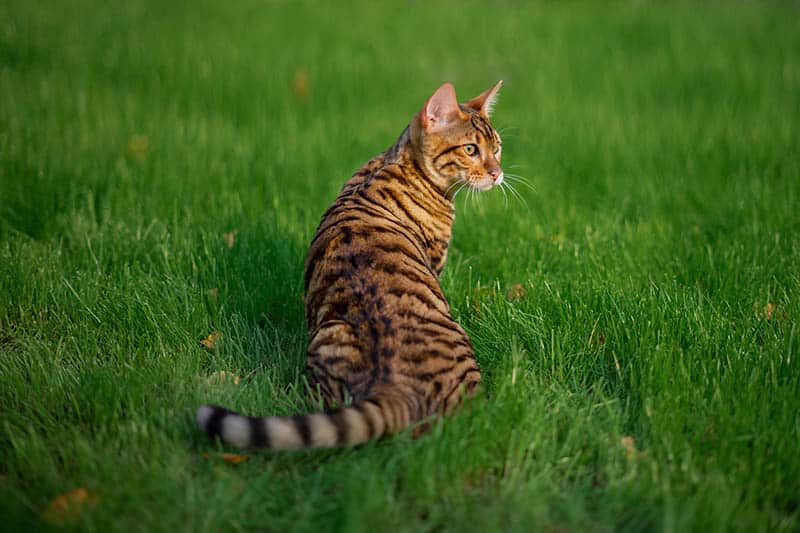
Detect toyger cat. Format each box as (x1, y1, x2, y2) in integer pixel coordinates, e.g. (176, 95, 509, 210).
(198, 81, 504, 449)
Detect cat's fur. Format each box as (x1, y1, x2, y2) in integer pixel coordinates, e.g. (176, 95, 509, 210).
(197, 81, 504, 449)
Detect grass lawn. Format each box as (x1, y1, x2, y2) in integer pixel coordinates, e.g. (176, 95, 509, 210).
(2, 0, 799, 530)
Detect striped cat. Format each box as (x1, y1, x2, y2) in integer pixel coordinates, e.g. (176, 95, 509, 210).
(197, 81, 504, 449)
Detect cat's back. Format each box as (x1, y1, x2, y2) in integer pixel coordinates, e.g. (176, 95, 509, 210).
(303, 153, 447, 330)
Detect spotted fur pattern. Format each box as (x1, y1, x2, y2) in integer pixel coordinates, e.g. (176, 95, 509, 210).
(198, 81, 504, 449)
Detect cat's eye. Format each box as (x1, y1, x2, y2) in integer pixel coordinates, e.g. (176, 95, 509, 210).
(463, 144, 478, 156)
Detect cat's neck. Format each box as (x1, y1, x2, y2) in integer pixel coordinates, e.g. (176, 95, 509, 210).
(386, 127, 453, 201)
(375, 129, 454, 274)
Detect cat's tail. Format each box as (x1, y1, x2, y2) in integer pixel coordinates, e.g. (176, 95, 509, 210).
(196, 390, 418, 449)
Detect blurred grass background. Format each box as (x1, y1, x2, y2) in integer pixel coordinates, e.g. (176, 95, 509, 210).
(1, 0, 799, 531)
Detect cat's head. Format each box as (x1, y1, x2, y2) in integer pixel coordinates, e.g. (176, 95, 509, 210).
(411, 81, 504, 196)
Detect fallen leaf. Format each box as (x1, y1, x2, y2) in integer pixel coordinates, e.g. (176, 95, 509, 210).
(127, 134, 149, 157)
(42, 488, 98, 525)
(223, 229, 238, 249)
(206, 287, 219, 299)
(200, 331, 222, 349)
(206, 370, 240, 385)
(620, 435, 639, 460)
(755, 302, 784, 321)
(507, 283, 525, 301)
(292, 68, 309, 100)
(203, 452, 250, 465)
(221, 453, 249, 464)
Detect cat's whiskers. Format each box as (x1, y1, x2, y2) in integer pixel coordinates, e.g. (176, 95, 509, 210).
(504, 173, 536, 192)
(500, 180, 528, 208)
(445, 180, 463, 198)
(451, 182, 468, 201)
(497, 180, 509, 207)
(469, 184, 479, 209)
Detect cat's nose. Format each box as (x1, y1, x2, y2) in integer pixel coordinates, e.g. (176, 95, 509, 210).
(490, 167, 504, 185)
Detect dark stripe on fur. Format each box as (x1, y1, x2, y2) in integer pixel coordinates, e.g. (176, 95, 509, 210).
(292, 414, 312, 446)
(249, 416, 269, 448)
(433, 145, 462, 164)
(327, 408, 346, 444)
(204, 406, 233, 439)
(362, 400, 381, 436)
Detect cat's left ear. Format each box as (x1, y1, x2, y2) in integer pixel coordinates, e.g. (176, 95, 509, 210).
(465, 80, 503, 118)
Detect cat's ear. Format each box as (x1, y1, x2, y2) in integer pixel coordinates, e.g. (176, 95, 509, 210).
(420, 82, 465, 132)
(465, 80, 503, 118)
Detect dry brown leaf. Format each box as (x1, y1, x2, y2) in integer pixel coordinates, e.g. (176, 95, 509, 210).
(200, 331, 222, 349)
(127, 134, 149, 157)
(223, 229, 238, 249)
(507, 283, 525, 301)
(203, 452, 250, 465)
(42, 488, 98, 525)
(620, 436, 639, 460)
(206, 370, 240, 385)
(755, 302, 785, 321)
(221, 453, 249, 464)
(292, 68, 309, 100)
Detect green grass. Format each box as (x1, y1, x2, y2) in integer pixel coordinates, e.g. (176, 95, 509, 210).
(1, 0, 799, 530)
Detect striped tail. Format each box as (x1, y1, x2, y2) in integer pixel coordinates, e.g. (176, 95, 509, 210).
(196, 391, 418, 449)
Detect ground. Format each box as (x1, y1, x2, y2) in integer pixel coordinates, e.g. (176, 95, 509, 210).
(1, 1, 799, 531)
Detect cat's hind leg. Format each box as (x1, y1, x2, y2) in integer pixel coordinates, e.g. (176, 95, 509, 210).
(306, 320, 369, 407)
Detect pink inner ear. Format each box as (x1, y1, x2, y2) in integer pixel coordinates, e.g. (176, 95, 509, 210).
(422, 83, 464, 131)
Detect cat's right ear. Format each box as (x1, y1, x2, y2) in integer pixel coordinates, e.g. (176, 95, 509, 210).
(420, 82, 465, 132)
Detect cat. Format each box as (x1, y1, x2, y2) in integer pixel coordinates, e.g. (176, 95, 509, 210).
(197, 81, 504, 449)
